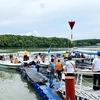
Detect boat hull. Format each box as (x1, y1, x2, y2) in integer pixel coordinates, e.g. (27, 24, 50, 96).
(0, 61, 22, 69)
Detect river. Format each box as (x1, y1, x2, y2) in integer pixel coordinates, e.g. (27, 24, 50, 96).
(0, 68, 41, 100)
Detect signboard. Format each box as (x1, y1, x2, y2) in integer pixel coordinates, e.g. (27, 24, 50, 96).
(68, 21, 75, 30)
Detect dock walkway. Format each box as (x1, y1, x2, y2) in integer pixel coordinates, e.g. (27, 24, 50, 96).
(17, 67, 61, 100)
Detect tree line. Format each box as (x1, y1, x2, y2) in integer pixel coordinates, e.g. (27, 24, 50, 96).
(0, 34, 99, 48)
(74, 39, 100, 46)
(0, 34, 71, 48)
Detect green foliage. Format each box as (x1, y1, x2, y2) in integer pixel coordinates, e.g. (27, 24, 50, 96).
(0, 34, 71, 48)
(74, 39, 100, 47)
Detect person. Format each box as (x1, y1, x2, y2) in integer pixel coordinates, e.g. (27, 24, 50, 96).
(23, 50, 28, 61)
(41, 56, 45, 63)
(64, 56, 76, 77)
(71, 52, 75, 58)
(36, 61, 40, 72)
(81, 53, 85, 64)
(49, 58, 55, 88)
(14, 58, 19, 64)
(81, 53, 85, 58)
(10, 55, 14, 63)
(37, 53, 41, 62)
(55, 59, 63, 81)
(92, 51, 100, 90)
(75, 51, 80, 58)
(34, 56, 38, 62)
(64, 51, 69, 59)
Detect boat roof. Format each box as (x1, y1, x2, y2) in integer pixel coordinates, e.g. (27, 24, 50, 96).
(72, 49, 97, 55)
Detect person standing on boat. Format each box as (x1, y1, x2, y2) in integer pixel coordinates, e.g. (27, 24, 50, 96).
(64, 56, 76, 76)
(55, 59, 63, 81)
(37, 53, 41, 62)
(64, 51, 69, 59)
(36, 61, 40, 72)
(49, 58, 55, 88)
(92, 51, 100, 90)
(24, 50, 28, 61)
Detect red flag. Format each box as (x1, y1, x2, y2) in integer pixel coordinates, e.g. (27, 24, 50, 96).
(68, 21, 75, 30)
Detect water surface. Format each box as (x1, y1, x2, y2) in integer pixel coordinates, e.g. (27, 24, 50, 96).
(0, 68, 41, 100)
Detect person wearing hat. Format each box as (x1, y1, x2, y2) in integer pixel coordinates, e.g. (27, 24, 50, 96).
(64, 55, 76, 76)
(92, 51, 100, 90)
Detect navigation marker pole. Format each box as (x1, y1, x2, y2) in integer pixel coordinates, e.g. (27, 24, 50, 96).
(68, 21, 75, 47)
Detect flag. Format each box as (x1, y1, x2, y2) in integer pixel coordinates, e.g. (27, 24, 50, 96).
(48, 45, 51, 53)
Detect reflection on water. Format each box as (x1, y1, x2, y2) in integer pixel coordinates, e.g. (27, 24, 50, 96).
(0, 68, 41, 100)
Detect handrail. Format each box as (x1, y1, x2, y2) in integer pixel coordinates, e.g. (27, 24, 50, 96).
(74, 71, 100, 75)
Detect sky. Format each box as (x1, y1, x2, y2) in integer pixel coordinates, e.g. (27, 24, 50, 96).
(0, 0, 100, 40)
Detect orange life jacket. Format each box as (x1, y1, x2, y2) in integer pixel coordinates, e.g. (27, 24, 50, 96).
(55, 62, 62, 71)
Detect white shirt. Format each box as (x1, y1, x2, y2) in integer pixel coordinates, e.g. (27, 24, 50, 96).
(37, 55, 41, 61)
(92, 57, 100, 71)
(65, 60, 75, 73)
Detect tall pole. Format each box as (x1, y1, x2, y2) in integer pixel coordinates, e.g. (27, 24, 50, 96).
(71, 29, 73, 44)
(68, 21, 75, 47)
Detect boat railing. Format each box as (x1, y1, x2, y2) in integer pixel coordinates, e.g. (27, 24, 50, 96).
(58, 71, 100, 100)
(75, 71, 100, 100)
(75, 71, 100, 89)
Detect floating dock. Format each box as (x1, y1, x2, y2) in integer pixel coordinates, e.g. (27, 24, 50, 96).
(17, 67, 61, 100)
(17, 66, 99, 100)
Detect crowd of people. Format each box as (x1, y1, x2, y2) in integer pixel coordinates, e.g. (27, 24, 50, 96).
(64, 50, 100, 91)
(64, 51, 85, 59)
(48, 54, 76, 88)
(48, 50, 100, 90)
(8, 49, 100, 91)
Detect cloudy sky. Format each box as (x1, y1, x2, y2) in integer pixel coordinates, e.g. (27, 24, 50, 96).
(0, 0, 100, 40)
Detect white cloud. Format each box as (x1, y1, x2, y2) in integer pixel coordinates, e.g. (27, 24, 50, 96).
(25, 31, 41, 36)
(0, 30, 41, 37)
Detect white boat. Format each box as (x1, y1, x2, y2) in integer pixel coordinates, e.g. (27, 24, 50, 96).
(0, 60, 22, 69)
(0, 53, 23, 69)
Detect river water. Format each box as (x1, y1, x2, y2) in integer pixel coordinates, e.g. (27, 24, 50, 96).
(0, 68, 41, 100)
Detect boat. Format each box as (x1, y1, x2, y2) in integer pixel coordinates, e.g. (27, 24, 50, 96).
(0, 53, 23, 69)
(0, 51, 50, 69)
(0, 60, 23, 68)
